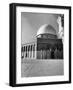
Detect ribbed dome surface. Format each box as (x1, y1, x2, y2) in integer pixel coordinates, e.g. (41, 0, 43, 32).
(37, 24, 56, 36)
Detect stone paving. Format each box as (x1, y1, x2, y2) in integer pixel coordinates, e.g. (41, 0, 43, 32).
(21, 59, 64, 77)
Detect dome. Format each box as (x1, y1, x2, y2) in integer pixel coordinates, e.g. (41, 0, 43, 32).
(37, 24, 57, 36)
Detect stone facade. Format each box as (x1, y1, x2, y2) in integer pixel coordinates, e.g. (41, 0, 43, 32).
(21, 38, 63, 59)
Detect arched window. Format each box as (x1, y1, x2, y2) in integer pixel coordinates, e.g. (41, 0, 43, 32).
(21, 46, 24, 52)
(28, 45, 30, 58)
(25, 46, 27, 58)
(24, 46, 25, 52)
(29, 45, 31, 58)
(33, 44, 35, 58)
(30, 45, 32, 58)
(21, 46, 24, 58)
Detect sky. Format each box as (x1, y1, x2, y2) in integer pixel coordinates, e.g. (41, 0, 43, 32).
(21, 12, 59, 44)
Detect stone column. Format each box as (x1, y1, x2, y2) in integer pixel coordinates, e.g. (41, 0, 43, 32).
(34, 44, 35, 59)
(33, 44, 35, 59)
